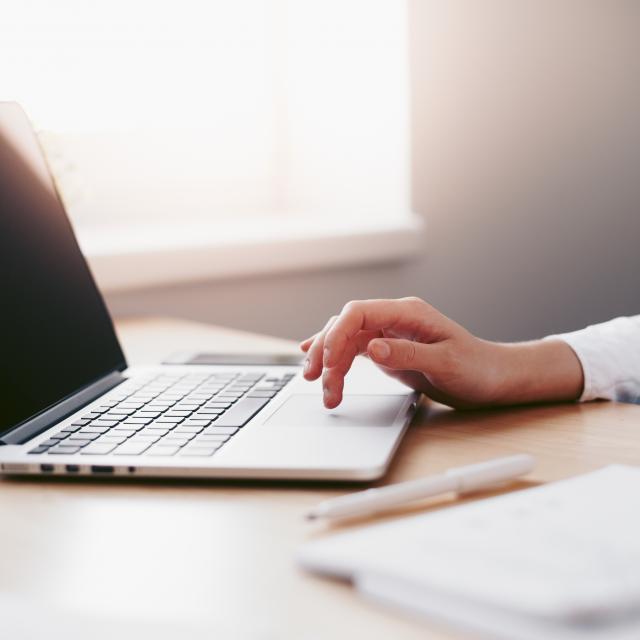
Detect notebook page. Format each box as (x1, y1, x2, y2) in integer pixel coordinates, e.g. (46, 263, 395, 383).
(299, 465, 640, 638)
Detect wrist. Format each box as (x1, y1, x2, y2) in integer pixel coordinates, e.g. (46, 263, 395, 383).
(489, 340, 584, 406)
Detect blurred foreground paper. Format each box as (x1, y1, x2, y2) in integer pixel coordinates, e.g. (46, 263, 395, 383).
(299, 465, 640, 640)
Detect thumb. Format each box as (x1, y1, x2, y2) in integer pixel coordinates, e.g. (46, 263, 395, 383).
(368, 338, 433, 372)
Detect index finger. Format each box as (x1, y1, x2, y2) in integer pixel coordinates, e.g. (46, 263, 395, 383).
(323, 297, 437, 369)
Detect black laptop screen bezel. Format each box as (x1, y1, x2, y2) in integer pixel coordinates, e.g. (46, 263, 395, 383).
(0, 103, 127, 438)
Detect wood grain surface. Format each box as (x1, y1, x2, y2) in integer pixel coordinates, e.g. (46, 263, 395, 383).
(1, 317, 638, 639)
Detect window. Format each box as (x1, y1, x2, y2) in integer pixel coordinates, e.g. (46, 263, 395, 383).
(1, 1, 421, 289)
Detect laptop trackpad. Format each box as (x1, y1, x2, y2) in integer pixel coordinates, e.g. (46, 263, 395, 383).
(263, 394, 407, 428)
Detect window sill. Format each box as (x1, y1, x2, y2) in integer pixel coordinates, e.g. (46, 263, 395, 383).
(77, 215, 425, 293)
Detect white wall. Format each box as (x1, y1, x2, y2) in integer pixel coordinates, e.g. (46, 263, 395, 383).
(106, 0, 640, 342)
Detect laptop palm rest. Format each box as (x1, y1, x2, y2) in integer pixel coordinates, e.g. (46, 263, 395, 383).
(263, 394, 407, 428)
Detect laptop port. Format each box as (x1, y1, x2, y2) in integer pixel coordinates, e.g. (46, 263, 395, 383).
(91, 465, 114, 474)
(65, 465, 80, 473)
(40, 464, 55, 473)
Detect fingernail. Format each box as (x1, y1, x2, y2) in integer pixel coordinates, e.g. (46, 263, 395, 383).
(323, 347, 331, 365)
(371, 341, 391, 360)
(303, 359, 310, 374)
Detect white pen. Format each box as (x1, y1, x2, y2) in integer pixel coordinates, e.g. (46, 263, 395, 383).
(306, 454, 536, 521)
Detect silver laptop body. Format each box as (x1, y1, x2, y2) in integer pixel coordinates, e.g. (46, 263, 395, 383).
(0, 102, 417, 481)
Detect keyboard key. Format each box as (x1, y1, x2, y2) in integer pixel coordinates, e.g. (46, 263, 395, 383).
(71, 433, 101, 442)
(140, 427, 170, 437)
(41, 438, 63, 447)
(150, 423, 178, 431)
(111, 429, 138, 438)
(193, 434, 230, 443)
(83, 426, 111, 434)
(155, 417, 184, 424)
(48, 445, 81, 454)
(80, 443, 118, 455)
(122, 417, 152, 425)
(81, 412, 102, 420)
(49, 432, 70, 441)
(99, 414, 127, 422)
(142, 404, 170, 412)
(96, 435, 128, 445)
(212, 398, 269, 428)
(113, 441, 153, 455)
(69, 419, 90, 427)
(118, 422, 146, 431)
(163, 410, 191, 417)
(164, 431, 194, 440)
(173, 426, 204, 434)
(28, 446, 49, 454)
(89, 420, 119, 429)
(163, 436, 193, 446)
(127, 394, 156, 402)
(134, 411, 162, 419)
(145, 445, 181, 457)
(61, 424, 83, 433)
(237, 374, 264, 382)
(202, 426, 239, 436)
(193, 411, 224, 419)
(64, 438, 93, 447)
(181, 419, 211, 427)
(107, 409, 135, 416)
(130, 434, 161, 444)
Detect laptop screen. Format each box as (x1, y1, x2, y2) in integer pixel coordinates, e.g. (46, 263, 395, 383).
(0, 104, 126, 437)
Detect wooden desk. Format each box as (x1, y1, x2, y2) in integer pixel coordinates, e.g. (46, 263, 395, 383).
(2, 317, 640, 639)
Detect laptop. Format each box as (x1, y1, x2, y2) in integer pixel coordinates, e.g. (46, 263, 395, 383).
(0, 102, 418, 481)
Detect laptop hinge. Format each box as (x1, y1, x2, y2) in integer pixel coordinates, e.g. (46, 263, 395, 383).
(0, 371, 127, 445)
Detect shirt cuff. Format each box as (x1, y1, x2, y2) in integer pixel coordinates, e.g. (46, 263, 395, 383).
(543, 316, 640, 403)
(542, 332, 596, 402)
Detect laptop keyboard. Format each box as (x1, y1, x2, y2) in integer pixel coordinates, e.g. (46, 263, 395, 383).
(28, 371, 295, 458)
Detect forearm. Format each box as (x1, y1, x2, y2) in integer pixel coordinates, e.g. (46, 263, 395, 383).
(300, 297, 639, 410)
(490, 339, 584, 405)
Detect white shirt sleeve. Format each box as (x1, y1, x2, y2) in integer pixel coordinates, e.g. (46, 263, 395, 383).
(544, 315, 640, 403)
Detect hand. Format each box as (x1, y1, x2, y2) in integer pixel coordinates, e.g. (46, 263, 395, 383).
(300, 297, 584, 410)
(300, 297, 500, 409)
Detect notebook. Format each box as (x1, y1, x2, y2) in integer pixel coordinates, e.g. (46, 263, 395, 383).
(298, 465, 640, 639)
